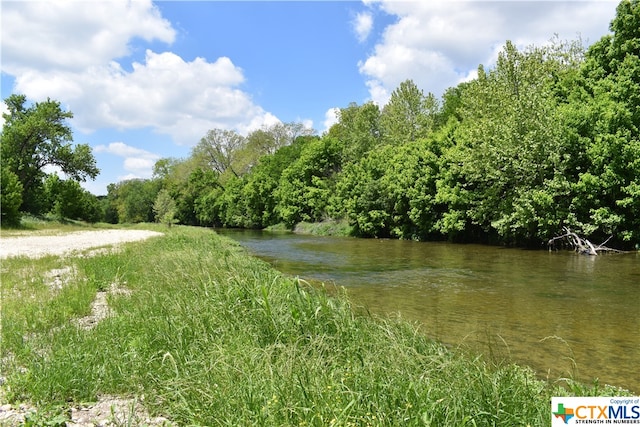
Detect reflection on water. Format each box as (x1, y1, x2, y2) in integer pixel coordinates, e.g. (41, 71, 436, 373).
(218, 229, 640, 392)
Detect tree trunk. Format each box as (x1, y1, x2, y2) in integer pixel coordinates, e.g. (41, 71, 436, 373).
(547, 227, 623, 255)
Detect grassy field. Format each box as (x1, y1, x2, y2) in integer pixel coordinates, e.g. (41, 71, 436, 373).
(0, 224, 628, 426)
(0, 215, 115, 237)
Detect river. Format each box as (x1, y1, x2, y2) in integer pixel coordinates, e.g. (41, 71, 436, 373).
(217, 229, 640, 393)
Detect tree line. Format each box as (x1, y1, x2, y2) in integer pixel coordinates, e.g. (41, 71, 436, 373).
(2, 0, 638, 249)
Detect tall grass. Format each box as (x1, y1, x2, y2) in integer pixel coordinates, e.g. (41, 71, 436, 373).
(0, 214, 116, 236)
(293, 219, 353, 237)
(0, 225, 629, 426)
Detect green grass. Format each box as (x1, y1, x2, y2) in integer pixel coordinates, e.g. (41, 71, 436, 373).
(265, 219, 353, 236)
(0, 225, 630, 426)
(293, 219, 353, 237)
(0, 214, 116, 237)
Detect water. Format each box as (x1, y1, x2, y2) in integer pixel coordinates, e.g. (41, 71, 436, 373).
(217, 229, 640, 392)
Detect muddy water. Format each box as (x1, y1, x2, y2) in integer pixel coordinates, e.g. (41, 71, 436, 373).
(218, 229, 640, 392)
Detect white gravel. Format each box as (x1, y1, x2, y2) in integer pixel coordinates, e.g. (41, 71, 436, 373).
(0, 229, 163, 259)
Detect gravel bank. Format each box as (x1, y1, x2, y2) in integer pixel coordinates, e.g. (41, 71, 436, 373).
(0, 229, 163, 259)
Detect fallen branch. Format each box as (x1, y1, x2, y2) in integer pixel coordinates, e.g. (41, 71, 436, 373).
(547, 227, 623, 255)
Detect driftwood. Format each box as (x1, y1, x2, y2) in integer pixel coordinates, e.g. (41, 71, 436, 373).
(547, 227, 623, 255)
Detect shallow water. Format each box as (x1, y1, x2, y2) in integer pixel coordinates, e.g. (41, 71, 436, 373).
(218, 229, 640, 392)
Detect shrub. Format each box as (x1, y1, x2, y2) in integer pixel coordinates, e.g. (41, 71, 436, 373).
(1, 166, 23, 226)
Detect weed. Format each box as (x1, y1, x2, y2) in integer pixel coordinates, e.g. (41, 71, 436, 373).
(22, 406, 69, 427)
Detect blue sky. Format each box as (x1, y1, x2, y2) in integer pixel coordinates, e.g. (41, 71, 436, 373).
(1, 1, 619, 195)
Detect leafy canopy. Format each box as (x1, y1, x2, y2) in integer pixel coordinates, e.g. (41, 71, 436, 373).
(1, 94, 99, 214)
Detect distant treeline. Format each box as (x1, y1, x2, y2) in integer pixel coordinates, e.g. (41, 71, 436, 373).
(3, 1, 638, 249)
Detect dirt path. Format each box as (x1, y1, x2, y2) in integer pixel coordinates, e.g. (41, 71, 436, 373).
(0, 229, 163, 259)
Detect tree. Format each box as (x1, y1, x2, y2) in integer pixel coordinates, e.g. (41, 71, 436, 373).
(240, 137, 309, 227)
(43, 174, 101, 222)
(106, 179, 161, 223)
(192, 129, 246, 184)
(608, 0, 640, 68)
(1, 94, 99, 213)
(1, 167, 23, 225)
(214, 122, 316, 179)
(563, 0, 640, 245)
(435, 41, 581, 244)
(194, 186, 225, 227)
(380, 80, 439, 145)
(152, 157, 221, 226)
(332, 146, 394, 237)
(327, 102, 381, 163)
(331, 137, 443, 239)
(153, 189, 178, 227)
(275, 137, 341, 227)
(241, 122, 308, 159)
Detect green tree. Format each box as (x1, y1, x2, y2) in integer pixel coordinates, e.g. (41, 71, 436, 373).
(380, 80, 439, 145)
(332, 146, 394, 237)
(152, 157, 221, 226)
(176, 168, 220, 225)
(43, 174, 101, 222)
(240, 137, 309, 227)
(1, 94, 99, 213)
(275, 137, 341, 227)
(192, 129, 246, 186)
(562, 0, 640, 245)
(0, 167, 23, 226)
(239, 122, 315, 174)
(153, 189, 178, 227)
(327, 102, 381, 163)
(608, 0, 640, 69)
(106, 179, 160, 223)
(332, 135, 444, 239)
(436, 41, 581, 244)
(218, 177, 249, 227)
(248, 122, 314, 156)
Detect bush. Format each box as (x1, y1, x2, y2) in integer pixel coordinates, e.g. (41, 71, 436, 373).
(1, 167, 23, 226)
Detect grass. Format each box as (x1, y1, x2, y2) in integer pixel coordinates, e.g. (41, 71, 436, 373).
(264, 219, 353, 237)
(0, 214, 116, 237)
(0, 225, 630, 426)
(293, 219, 354, 237)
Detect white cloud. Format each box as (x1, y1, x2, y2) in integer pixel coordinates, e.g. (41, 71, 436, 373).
(237, 112, 282, 137)
(118, 173, 145, 182)
(13, 50, 277, 145)
(81, 179, 110, 196)
(1, 0, 175, 74)
(124, 157, 157, 174)
(95, 142, 160, 179)
(1, 0, 279, 146)
(323, 108, 340, 133)
(95, 141, 156, 159)
(301, 118, 314, 133)
(0, 102, 8, 129)
(353, 12, 374, 43)
(360, 0, 618, 105)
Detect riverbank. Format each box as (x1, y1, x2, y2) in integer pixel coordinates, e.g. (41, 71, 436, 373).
(264, 219, 354, 237)
(0, 225, 630, 425)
